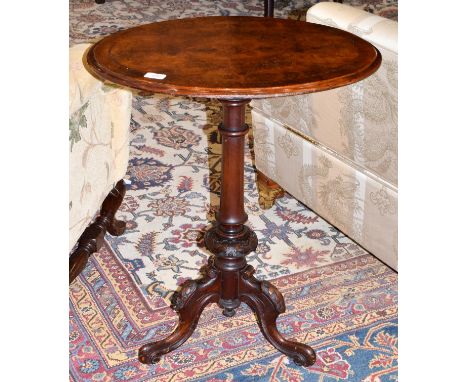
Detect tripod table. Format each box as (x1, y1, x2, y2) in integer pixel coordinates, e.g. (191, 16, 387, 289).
(86, 16, 381, 366)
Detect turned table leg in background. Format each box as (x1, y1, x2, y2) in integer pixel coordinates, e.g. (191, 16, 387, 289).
(138, 99, 316, 366)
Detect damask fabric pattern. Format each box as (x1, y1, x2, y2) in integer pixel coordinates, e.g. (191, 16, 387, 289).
(251, 3, 397, 186)
(251, 2, 398, 269)
(252, 109, 397, 270)
(69, 1, 398, 381)
(69, 43, 132, 251)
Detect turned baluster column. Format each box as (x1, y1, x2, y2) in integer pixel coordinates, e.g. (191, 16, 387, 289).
(205, 99, 258, 317)
(217, 99, 249, 236)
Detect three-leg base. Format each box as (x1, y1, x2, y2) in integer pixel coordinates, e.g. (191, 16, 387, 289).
(139, 99, 315, 366)
(138, 256, 316, 366)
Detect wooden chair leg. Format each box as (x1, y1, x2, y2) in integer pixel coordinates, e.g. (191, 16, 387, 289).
(69, 179, 127, 283)
(257, 170, 284, 209)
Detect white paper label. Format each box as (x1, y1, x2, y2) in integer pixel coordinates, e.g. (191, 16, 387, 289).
(144, 72, 167, 80)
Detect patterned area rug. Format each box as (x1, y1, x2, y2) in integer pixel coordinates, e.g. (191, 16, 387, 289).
(70, 0, 398, 44)
(69, 1, 398, 381)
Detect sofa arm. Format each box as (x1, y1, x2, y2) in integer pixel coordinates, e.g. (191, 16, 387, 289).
(69, 43, 132, 251)
(307, 2, 397, 54)
(69, 44, 100, 115)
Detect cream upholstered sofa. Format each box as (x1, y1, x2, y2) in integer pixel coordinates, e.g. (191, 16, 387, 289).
(69, 43, 132, 281)
(251, 2, 397, 269)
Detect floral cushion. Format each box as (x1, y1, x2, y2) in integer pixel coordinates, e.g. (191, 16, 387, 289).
(69, 43, 132, 251)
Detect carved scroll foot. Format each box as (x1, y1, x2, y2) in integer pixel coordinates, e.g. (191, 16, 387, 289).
(240, 265, 316, 366)
(69, 179, 127, 283)
(257, 171, 284, 210)
(138, 258, 220, 364)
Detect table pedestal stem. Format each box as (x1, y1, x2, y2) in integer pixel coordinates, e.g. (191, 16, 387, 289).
(138, 99, 316, 367)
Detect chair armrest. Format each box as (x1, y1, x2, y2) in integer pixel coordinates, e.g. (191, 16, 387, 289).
(307, 2, 397, 54)
(69, 43, 132, 251)
(69, 43, 101, 115)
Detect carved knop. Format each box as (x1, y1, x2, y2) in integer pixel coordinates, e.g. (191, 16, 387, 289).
(204, 227, 258, 257)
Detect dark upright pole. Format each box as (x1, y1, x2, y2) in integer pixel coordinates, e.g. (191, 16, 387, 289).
(264, 0, 274, 17)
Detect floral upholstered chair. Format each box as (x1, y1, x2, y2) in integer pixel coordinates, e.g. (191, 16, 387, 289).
(69, 43, 132, 282)
(251, 2, 398, 269)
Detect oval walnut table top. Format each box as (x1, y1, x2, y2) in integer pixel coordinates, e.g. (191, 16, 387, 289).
(86, 16, 381, 99)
